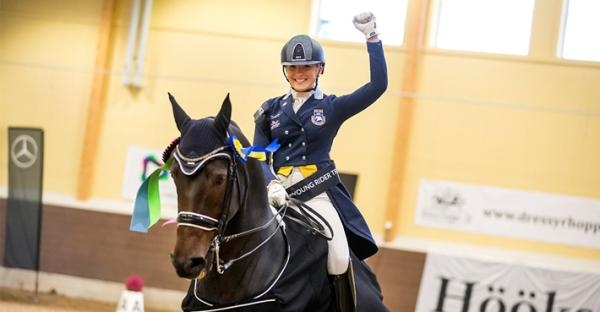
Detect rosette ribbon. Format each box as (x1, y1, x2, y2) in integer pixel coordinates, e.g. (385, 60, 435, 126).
(229, 136, 280, 163)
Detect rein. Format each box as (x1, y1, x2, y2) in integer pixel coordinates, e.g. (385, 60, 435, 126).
(285, 198, 333, 241)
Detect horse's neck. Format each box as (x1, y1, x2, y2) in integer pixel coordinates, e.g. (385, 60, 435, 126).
(199, 211, 286, 303)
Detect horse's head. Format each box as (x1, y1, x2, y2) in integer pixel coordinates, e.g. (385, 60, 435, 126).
(166, 93, 248, 279)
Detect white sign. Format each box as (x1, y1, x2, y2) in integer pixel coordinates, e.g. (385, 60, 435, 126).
(416, 179, 600, 249)
(116, 290, 144, 312)
(121, 146, 177, 205)
(416, 253, 600, 312)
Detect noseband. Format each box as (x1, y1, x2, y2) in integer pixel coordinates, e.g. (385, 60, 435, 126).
(172, 142, 286, 274)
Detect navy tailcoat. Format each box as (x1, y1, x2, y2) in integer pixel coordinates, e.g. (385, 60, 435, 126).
(253, 41, 388, 260)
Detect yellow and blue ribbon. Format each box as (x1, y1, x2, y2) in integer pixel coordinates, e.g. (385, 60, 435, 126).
(229, 136, 280, 163)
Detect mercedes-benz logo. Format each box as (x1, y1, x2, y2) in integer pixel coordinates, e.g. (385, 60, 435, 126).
(11, 134, 39, 169)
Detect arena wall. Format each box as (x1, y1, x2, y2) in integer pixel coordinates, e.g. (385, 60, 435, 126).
(0, 199, 425, 311)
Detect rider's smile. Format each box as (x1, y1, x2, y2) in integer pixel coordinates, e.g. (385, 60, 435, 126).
(284, 64, 322, 92)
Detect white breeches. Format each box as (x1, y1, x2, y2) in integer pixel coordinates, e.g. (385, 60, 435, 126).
(278, 168, 349, 275)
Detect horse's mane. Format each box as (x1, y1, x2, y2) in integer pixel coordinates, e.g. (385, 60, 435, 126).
(162, 137, 180, 163)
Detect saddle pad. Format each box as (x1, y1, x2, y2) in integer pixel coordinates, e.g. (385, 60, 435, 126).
(191, 298, 280, 312)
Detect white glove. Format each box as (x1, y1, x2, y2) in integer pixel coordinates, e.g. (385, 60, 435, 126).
(267, 180, 288, 208)
(353, 12, 378, 40)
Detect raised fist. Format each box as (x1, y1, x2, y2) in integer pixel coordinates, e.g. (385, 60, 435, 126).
(353, 12, 378, 39)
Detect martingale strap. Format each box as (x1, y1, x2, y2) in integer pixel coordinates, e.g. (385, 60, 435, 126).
(285, 162, 341, 202)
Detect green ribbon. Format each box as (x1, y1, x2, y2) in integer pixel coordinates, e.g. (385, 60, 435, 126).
(130, 158, 172, 233)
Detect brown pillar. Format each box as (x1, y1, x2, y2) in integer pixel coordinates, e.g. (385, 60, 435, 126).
(76, 0, 115, 200)
(384, 0, 430, 242)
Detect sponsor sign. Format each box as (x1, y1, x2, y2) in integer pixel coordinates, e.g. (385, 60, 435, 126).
(416, 179, 600, 249)
(416, 253, 600, 312)
(5, 128, 44, 269)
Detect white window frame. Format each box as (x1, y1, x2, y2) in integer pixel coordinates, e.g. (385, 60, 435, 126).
(557, 0, 600, 62)
(310, 0, 409, 46)
(429, 0, 536, 56)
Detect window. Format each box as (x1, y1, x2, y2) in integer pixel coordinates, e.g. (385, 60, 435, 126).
(559, 0, 600, 62)
(430, 0, 535, 55)
(312, 0, 408, 46)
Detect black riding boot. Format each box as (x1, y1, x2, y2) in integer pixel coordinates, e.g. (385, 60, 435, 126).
(331, 263, 356, 312)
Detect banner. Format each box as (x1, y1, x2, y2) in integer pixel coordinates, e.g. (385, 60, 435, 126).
(416, 179, 600, 249)
(5, 127, 44, 270)
(416, 253, 600, 312)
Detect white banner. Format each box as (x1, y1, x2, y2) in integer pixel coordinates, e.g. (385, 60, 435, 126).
(416, 253, 600, 312)
(416, 179, 600, 249)
(121, 146, 177, 204)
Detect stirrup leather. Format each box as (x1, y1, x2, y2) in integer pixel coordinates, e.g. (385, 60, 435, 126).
(332, 261, 357, 312)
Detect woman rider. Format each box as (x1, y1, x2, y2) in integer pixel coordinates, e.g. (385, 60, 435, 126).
(252, 12, 387, 312)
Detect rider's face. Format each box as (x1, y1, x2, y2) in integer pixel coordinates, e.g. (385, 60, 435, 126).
(284, 64, 322, 92)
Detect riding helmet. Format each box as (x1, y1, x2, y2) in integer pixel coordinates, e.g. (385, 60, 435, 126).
(280, 34, 325, 66)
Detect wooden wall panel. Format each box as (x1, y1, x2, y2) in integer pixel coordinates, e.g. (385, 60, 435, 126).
(39, 204, 188, 291)
(0, 199, 188, 291)
(0, 199, 424, 310)
(369, 248, 426, 311)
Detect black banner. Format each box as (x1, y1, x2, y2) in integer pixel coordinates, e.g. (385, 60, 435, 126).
(5, 127, 44, 270)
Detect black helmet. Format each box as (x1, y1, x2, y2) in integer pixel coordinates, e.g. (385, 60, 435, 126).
(280, 35, 325, 66)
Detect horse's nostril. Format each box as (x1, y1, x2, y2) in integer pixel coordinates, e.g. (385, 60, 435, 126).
(171, 254, 206, 279)
(189, 256, 205, 269)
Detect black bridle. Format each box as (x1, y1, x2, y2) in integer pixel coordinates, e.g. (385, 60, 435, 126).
(172, 143, 287, 274)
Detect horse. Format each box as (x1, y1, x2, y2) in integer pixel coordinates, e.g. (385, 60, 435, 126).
(163, 93, 388, 311)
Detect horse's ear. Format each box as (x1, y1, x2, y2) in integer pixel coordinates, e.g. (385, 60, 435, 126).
(214, 93, 232, 136)
(168, 92, 191, 132)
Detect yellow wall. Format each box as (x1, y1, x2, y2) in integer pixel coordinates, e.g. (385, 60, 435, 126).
(1, 0, 101, 195)
(401, 52, 600, 258)
(1, 0, 599, 262)
(397, 0, 600, 260)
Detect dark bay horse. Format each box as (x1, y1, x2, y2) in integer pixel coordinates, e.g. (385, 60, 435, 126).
(164, 93, 387, 311)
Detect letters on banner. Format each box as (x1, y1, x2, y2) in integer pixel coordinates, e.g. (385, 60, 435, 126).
(416, 253, 600, 312)
(416, 179, 600, 249)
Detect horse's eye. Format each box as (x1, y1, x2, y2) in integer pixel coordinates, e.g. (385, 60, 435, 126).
(213, 174, 226, 185)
